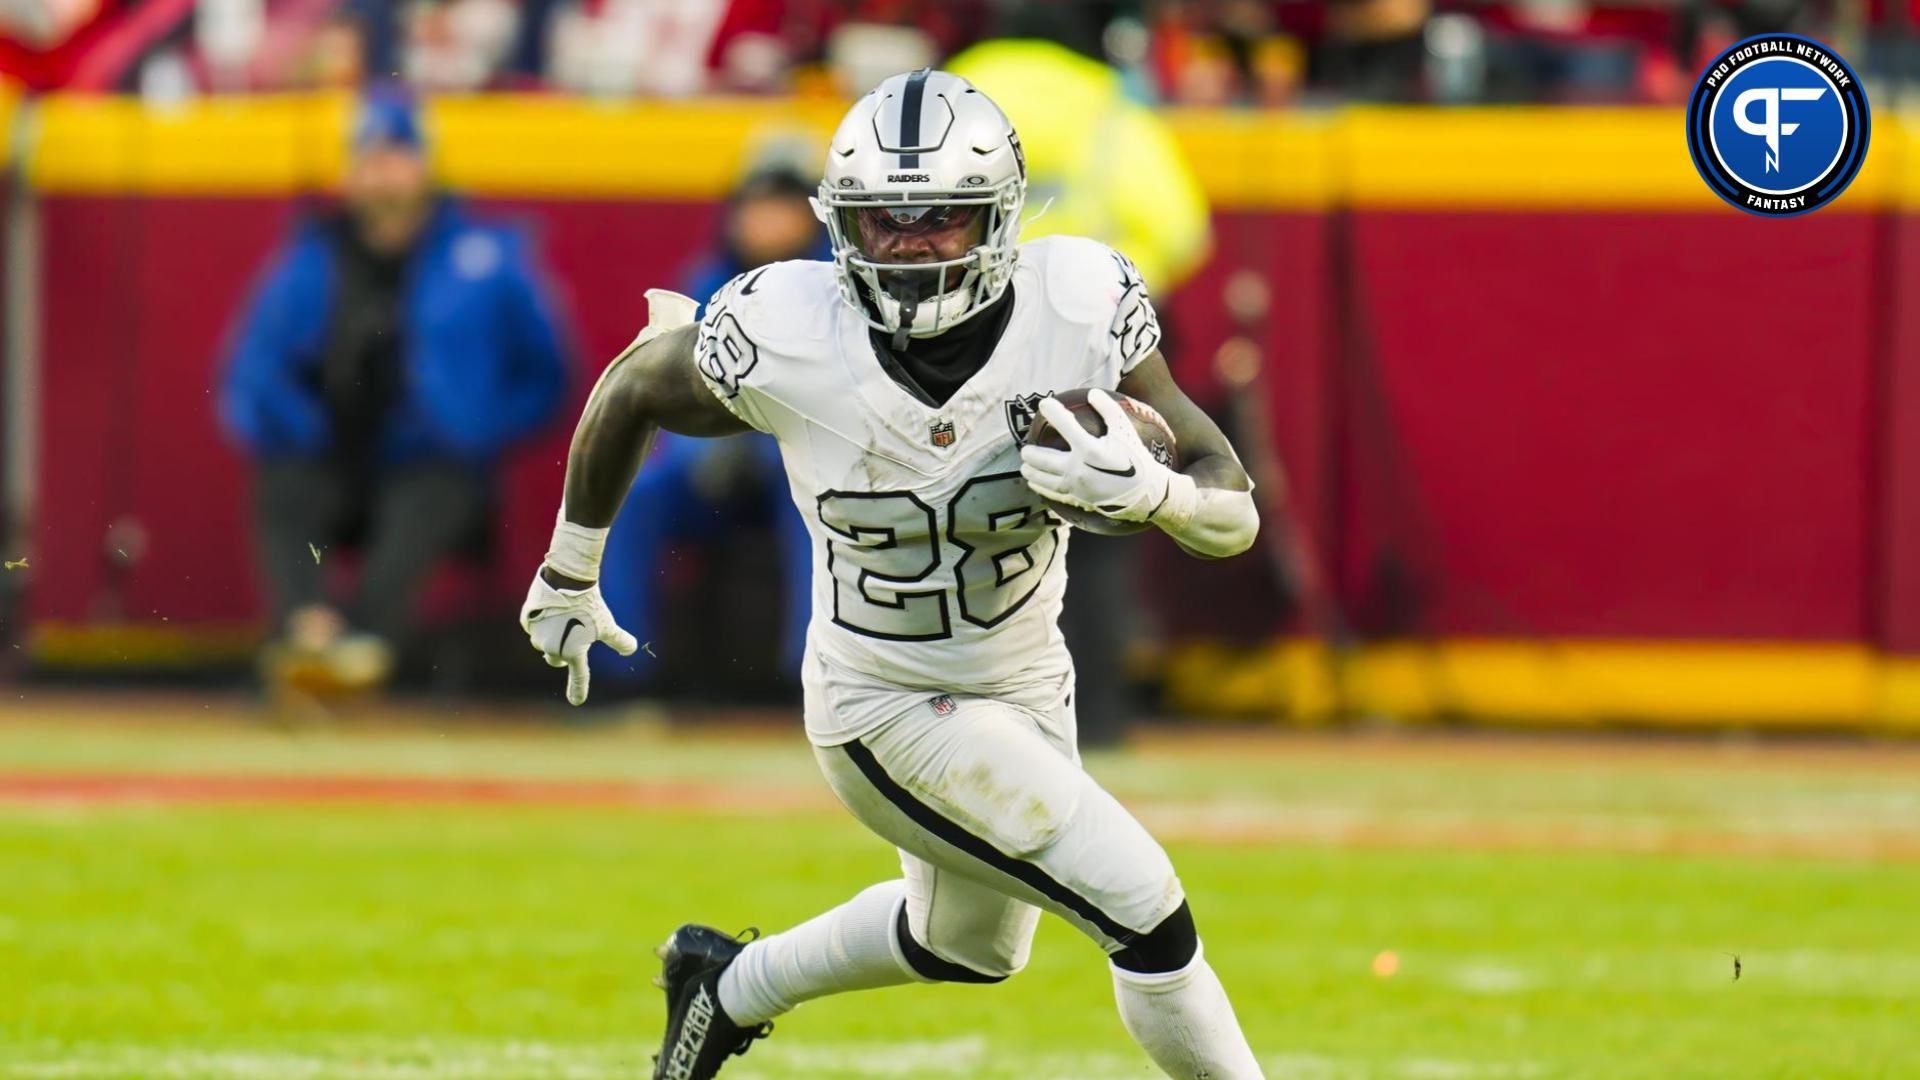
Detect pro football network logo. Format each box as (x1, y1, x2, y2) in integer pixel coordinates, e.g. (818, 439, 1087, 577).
(1686, 34, 1869, 217)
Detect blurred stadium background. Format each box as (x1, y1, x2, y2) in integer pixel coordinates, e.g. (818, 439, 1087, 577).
(4, 2, 1920, 1078)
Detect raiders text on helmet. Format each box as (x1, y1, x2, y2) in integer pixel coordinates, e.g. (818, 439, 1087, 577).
(814, 69, 1028, 343)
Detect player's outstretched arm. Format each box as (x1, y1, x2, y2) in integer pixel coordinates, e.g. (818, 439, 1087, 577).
(551, 322, 752, 537)
(520, 290, 752, 705)
(1118, 350, 1260, 559)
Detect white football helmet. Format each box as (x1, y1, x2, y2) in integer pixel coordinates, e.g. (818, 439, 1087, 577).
(815, 69, 1028, 345)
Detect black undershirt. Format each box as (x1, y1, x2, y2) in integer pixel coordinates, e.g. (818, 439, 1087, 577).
(319, 212, 412, 474)
(866, 286, 1016, 408)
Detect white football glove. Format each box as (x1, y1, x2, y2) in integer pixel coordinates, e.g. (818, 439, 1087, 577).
(519, 570, 638, 706)
(1019, 390, 1176, 523)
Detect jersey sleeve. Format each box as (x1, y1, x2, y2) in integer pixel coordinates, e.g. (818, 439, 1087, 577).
(1107, 248, 1162, 377)
(693, 272, 775, 434)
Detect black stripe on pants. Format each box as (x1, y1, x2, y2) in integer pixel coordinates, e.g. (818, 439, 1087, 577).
(839, 739, 1139, 947)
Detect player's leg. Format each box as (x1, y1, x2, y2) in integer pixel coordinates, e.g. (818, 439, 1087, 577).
(898, 850, 1043, 983)
(650, 812, 922, 1080)
(653, 725, 1047, 1079)
(818, 695, 1264, 1080)
(656, 857, 1038, 1079)
(716, 851, 1038, 1026)
(711, 878, 917, 1029)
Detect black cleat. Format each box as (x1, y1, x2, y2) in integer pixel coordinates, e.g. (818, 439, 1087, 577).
(650, 925, 772, 1080)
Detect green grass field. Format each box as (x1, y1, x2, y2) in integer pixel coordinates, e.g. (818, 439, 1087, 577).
(3, 697, 1919, 1078)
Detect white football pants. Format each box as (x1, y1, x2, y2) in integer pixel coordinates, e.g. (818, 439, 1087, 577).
(813, 687, 1185, 976)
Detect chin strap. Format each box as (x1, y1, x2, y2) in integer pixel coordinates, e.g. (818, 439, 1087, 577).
(891, 279, 921, 352)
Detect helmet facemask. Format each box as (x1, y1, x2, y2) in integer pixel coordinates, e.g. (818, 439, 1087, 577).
(817, 180, 1023, 350)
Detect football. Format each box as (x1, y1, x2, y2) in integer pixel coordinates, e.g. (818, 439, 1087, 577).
(1022, 388, 1181, 535)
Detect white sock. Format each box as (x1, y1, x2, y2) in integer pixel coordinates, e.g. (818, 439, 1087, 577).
(1111, 942, 1265, 1080)
(716, 880, 919, 1025)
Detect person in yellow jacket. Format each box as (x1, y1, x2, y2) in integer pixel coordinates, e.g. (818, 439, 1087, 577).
(950, 35, 1214, 745)
(947, 36, 1212, 297)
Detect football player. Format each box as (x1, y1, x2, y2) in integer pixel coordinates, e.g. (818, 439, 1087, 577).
(521, 70, 1265, 1080)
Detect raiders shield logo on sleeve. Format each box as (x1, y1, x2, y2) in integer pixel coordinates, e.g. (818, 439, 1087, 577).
(1004, 391, 1052, 444)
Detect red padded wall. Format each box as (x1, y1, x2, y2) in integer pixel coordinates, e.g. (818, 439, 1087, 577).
(32, 196, 720, 624)
(23, 195, 1892, 647)
(1337, 211, 1876, 640)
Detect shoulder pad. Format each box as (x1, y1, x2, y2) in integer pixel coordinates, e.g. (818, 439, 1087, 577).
(704, 259, 840, 347)
(1025, 235, 1145, 328)
(696, 259, 840, 411)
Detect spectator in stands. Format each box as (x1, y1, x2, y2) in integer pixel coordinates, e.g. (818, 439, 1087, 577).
(591, 159, 824, 699)
(350, 0, 402, 80)
(1317, 0, 1431, 101)
(217, 88, 569, 692)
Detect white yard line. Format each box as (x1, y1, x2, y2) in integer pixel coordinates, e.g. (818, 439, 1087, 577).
(1446, 962, 1540, 995)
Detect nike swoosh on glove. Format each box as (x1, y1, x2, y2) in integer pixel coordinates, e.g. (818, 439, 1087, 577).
(520, 570, 639, 706)
(1018, 390, 1176, 524)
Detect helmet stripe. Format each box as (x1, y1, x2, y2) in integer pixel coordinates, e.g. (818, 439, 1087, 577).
(898, 68, 930, 168)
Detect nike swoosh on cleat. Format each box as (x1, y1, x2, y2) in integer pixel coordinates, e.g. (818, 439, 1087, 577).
(558, 618, 587, 654)
(1090, 464, 1136, 477)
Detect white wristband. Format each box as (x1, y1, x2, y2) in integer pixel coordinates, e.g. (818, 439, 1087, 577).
(545, 509, 609, 583)
(1150, 471, 1201, 532)
(1151, 474, 1259, 558)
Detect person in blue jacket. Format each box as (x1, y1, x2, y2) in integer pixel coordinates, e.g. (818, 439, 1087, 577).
(218, 89, 569, 687)
(592, 162, 823, 696)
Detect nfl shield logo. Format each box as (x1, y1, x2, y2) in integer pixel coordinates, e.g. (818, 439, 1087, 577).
(928, 695, 957, 716)
(1004, 392, 1051, 443)
(929, 419, 956, 448)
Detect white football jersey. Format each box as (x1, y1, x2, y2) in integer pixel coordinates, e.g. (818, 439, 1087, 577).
(693, 236, 1163, 744)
